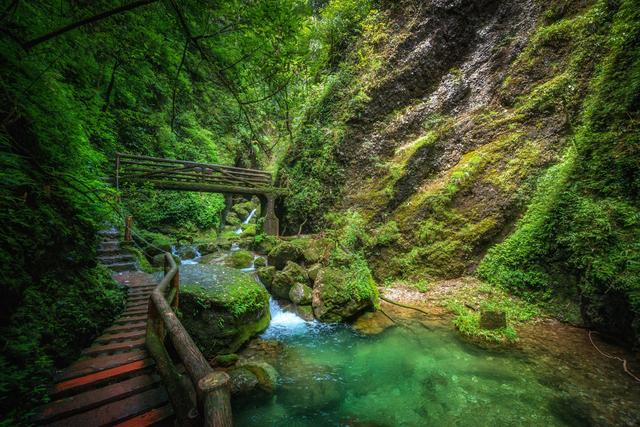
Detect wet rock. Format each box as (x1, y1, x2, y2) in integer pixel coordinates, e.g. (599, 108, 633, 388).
(256, 266, 276, 290)
(289, 283, 313, 305)
(179, 266, 270, 356)
(312, 267, 377, 322)
(236, 361, 278, 394)
(271, 261, 309, 300)
(294, 304, 314, 321)
(229, 367, 259, 396)
(480, 310, 507, 329)
(254, 256, 267, 268)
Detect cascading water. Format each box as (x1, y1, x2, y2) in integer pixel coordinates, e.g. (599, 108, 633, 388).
(236, 208, 257, 234)
(171, 244, 201, 265)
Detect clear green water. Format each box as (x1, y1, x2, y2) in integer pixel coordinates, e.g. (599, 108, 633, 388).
(234, 302, 604, 427)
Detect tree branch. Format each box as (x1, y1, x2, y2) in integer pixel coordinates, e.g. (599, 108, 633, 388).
(23, 0, 158, 50)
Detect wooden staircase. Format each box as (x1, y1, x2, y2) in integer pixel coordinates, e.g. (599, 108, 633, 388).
(98, 229, 137, 272)
(33, 272, 175, 426)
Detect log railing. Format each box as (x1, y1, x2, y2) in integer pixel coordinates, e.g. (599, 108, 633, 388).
(146, 253, 232, 427)
(116, 153, 273, 190)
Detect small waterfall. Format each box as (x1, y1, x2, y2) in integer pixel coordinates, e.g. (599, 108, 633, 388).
(261, 298, 309, 338)
(171, 244, 201, 265)
(235, 208, 257, 234)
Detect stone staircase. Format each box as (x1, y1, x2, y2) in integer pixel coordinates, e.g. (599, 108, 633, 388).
(98, 229, 137, 272)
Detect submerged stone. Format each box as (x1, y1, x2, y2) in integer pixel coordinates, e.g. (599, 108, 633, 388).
(236, 360, 278, 394)
(179, 265, 270, 356)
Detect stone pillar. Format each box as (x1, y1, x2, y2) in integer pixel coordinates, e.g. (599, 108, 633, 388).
(262, 194, 279, 236)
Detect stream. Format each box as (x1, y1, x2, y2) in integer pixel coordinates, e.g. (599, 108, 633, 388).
(170, 245, 640, 427)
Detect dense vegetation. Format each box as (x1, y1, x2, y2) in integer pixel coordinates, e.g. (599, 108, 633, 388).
(0, 0, 638, 423)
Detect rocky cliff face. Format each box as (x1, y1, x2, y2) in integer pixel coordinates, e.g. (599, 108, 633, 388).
(282, 0, 640, 346)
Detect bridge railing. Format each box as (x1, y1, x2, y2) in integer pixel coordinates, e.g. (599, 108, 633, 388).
(146, 253, 232, 427)
(116, 153, 272, 189)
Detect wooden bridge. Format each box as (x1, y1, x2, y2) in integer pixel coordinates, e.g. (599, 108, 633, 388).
(115, 153, 281, 235)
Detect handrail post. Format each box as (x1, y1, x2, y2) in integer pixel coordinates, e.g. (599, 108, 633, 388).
(124, 216, 133, 242)
(198, 372, 232, 427)
(171, 266, 180, 310)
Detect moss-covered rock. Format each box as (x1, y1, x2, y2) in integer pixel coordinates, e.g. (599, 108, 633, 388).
(179, 265, 270, 356)
(229, 367, 259, 396)
(271, 261, 308, 300)
(289, 283, 313, 305)
(312, 259, 378, 322)
(236, 361, 278, 394)
(254, 256, 267, 268)
(256, 266, 276, 290)
(267, 240, 305, 269)
(213, 353, 239, 367)
(226, 250, 253, 269)
(240, 223, 257, 238)
(226, 212, 241, 226)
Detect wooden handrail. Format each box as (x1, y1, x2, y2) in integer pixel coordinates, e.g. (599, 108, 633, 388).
(146, 253, 232, 426)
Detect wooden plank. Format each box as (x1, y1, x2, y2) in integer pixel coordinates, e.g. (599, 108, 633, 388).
(96, 330, 146, 343)
(82, 338, 146, 356)
(55, 351, 149, 382)
(35, 375, 160, 424)
(113, 403, 174, 427)
(124, 179, 278, 196)
(46, 387, 169, 427)
(121, 168, 270, 184)
(52, 359, 155, 398)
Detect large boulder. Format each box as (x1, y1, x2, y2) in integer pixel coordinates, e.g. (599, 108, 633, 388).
(151, 253, 180, 267)
(135, 231, 173, 257)
(180, 265, 270, 356)
(229, 367, 259, 397)
(289, 283, 312, 305)
(312, 263, 378, 322)
(271, 261, 308, 300)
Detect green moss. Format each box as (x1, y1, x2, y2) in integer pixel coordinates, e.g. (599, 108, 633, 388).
(227, 250, 254, 269)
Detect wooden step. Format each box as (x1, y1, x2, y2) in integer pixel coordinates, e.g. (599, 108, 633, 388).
(97, 330, 146, 343)
(114, 403, 174, 427)
(104, 322, 147, 334)
(123, 307, 149, 316)
(82, 338, 146, 357)
(35, 375, 160, 424)
(114, 315, 147, 324)
(128, 284, 156, 291)
(52, 359, 155, 398)
(46, 387, 170, 427)
(108, 262, 137, 272)
(55, 350, 149, 383)
(99, 254, 136, 264)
